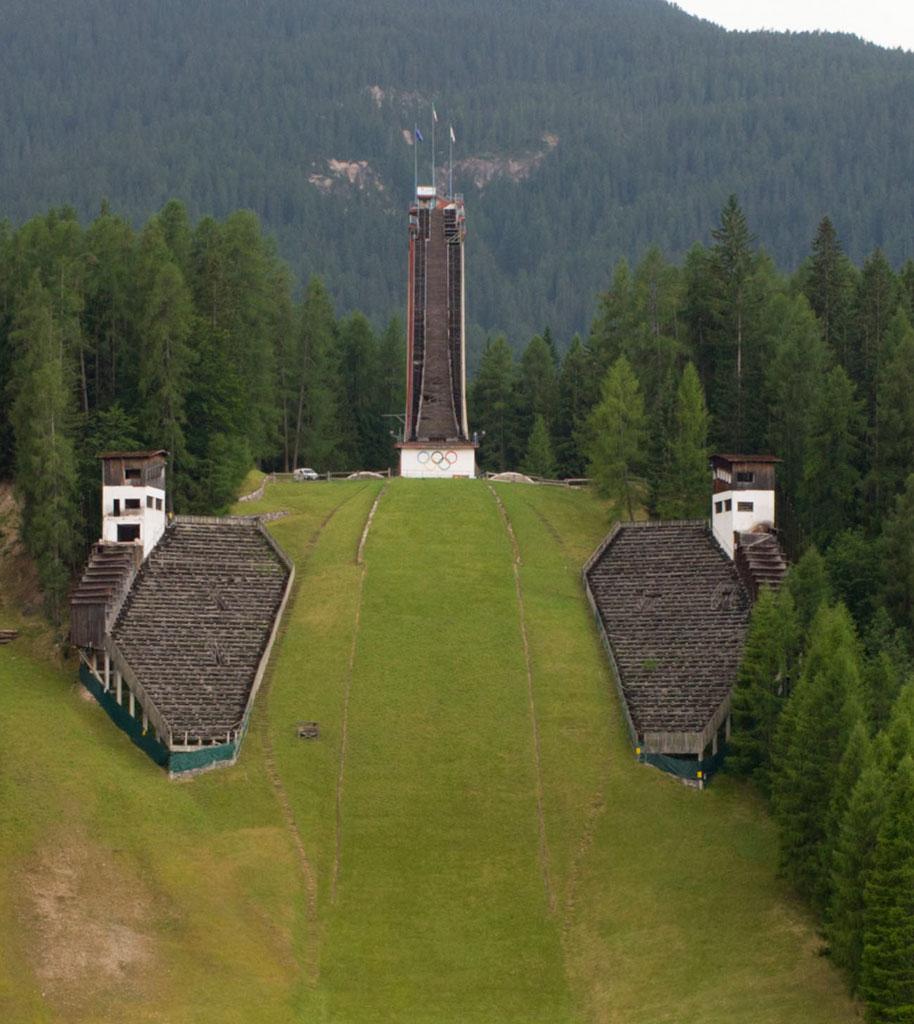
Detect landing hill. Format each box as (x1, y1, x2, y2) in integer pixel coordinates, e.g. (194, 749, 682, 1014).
(3, 0, 914, 348)
(0, 481, 859, 1022)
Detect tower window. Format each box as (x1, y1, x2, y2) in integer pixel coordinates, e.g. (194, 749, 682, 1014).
(125, 468, 141, 480)
(147, 496, 154, 508)
(117, 524, 141, 542)
(714, 501, 723, 514)
(113, 498, 120, 516)
(725, 499, 732, 511)
(155, 498, 163, 511)
(737, 501, 754, 512)
(736, 471, 755, 483)
(125, 498, 141, 510)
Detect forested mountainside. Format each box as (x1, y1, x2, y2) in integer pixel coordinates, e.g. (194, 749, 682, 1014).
(3, 0, 914, 353)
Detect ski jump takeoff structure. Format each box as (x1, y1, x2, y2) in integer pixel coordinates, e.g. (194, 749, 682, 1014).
(70, 451, 293, 777)
(398, 184, 477, 478)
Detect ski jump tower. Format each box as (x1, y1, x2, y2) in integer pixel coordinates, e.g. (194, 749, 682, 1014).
(398, 184, 476, 478)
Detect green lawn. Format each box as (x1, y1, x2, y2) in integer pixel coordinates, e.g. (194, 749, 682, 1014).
(0, 479, 861, 1022)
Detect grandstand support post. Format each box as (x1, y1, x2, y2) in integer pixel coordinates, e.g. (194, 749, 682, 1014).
(129, 689, 135, 718)
(104, 651, 111, 692)
(712, 731, 718, 756)
(115, 670, 122, 706)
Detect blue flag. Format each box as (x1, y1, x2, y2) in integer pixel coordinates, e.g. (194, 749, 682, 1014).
(415, 126, 424, 143)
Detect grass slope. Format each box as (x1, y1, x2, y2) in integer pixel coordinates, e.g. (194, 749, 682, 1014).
(0, 480, 860, 1022)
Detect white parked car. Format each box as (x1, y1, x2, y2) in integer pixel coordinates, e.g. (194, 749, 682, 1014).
(293, 467, 319, 481)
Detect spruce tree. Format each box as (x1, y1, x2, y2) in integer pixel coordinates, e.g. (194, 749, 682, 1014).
(828, 754, 888, 991)
(553, 335, 590, 477)
(292, 277, 341, 472)
(585, 355, 647, 521)
(137, 258, 193, 501)
(9, 272, 80, 621)
(709, 195, 757, 449)
(521, 414, 556, 478)
(860, 756, 914, 1023)
(656, 361, 709, 519)
(799, 365, 865, 547)
(764, 293, 829, 508)
(728, 587, 800, 792)
(771, 603, 865, 909)
(784, 547, 833, 635)
(804, 217, 855, 365)
(882, 475, 914, 631)
(471, 336, 518, 472)
(870, 308, 914, 521)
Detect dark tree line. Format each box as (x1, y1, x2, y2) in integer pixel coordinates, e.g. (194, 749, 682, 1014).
(0, 203, 403, 619)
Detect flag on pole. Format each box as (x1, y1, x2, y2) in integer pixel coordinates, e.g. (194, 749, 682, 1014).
(415, 126, 424, 143)
(450, 125, 456, 143)
(432, 105, 438, 124)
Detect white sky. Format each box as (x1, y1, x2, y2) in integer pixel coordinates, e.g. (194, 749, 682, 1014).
(672, 1, 914, 52)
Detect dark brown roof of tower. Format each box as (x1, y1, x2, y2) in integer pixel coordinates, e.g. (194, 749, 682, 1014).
(111, 519, 290, 742)
(585, 521, 750, 736)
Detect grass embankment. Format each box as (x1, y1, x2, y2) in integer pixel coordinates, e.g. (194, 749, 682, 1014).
(0, 478, 860, 1022)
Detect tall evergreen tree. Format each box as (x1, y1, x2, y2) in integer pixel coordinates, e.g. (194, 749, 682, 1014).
(728, 587, 800, 793)
(860, 756, 914, 1022)
(585, 355, 647, 521)
(136, 255, 193, 501)
(772, 603, 865, 909)
(709, 195, 757, 449)
(764, 293, 830, 510)
(291, 277, 341, 472)
(799, 365, 865, 547)
(521, 414, 557, 479)
(784, 546, 833, 635)
(803, 217, 855, 365)
(471, 336, 518, 472)
(553, 335, 590, 477)
(882, 474, 914, 631)
(828, 754, 888, 991)
(8, 273, 80, 620)
(869, 308, 914, 521)
(656, 362, 709, 519)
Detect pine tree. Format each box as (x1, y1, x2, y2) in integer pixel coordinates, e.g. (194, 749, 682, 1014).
(764, 293, 830, 508)
(9, 272, 80, 621)
(291, 277, 342, 472)
(471, 336, 518, 472)
(136, 257, 193, 501)
(771, 603, 865, 909)
(828, 754, 888, 991)
(585, 355, 647, 521)
(869, 308, 914, 521)
(728, 587, 800, 792)
(516, 333, 558, 440)
(709, 195, 757, 449)
(850, 249, 899, 422)
(860, 756, 914, 1022)
(521, 414, 556, 478)
(799, 365, 865, 546)
(656, 362, 709, 519)
(822, 719, 871, 897)
(553, 335, 590, 477)
(784, 546, 833, 635)
(804, 217, 855, 365)
(882, 475, 914, 631)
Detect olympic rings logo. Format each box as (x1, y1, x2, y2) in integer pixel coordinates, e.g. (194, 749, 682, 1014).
(416, 449, 459, 469)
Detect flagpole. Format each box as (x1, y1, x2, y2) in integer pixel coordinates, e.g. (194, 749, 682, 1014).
(413, 123, 418, 199)
(431, 106, 437, 195)
(449, 126, 453, 198)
